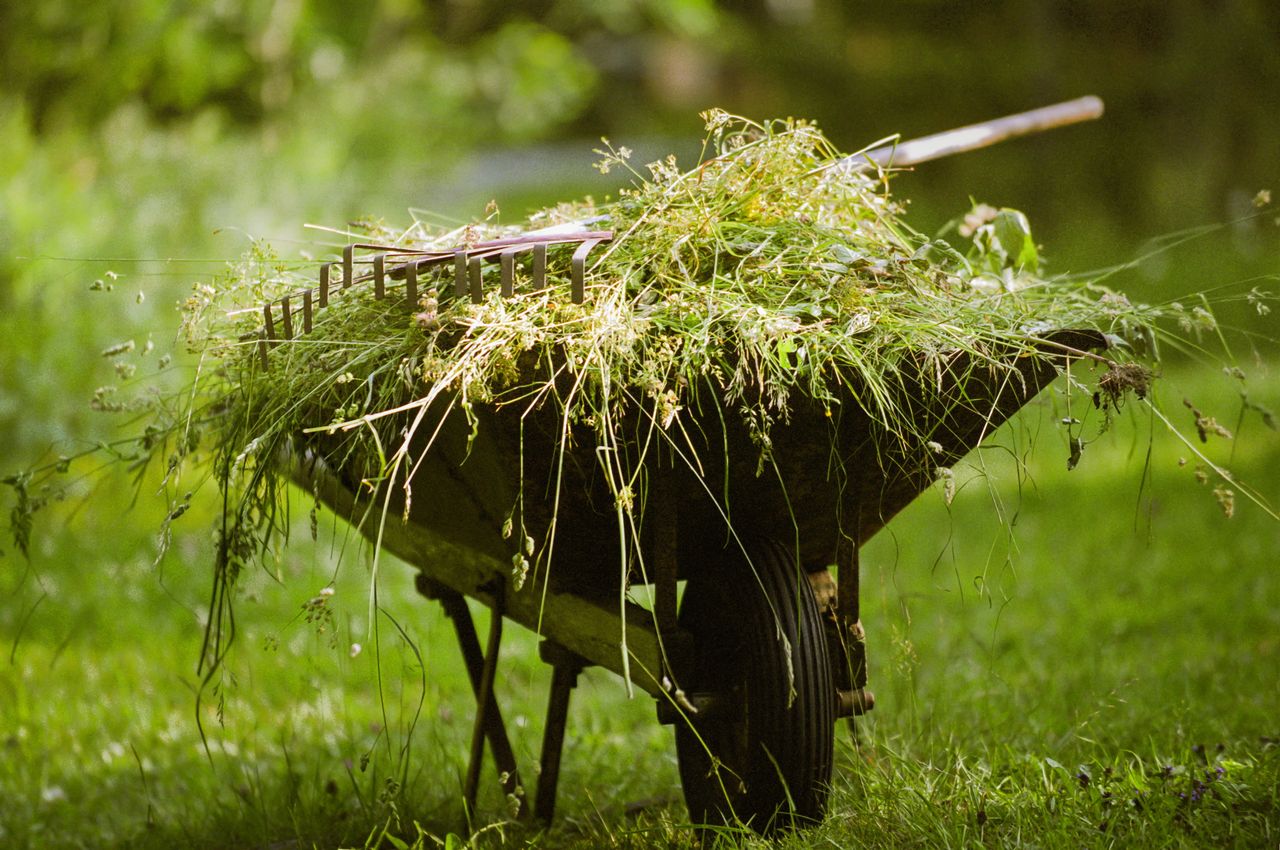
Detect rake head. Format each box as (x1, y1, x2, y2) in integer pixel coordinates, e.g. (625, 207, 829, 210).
(256, 229, 612, 366)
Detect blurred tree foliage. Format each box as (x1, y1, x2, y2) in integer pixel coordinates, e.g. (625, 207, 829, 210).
(3, 0, 605, 140)
(4, 0, 1273, 245)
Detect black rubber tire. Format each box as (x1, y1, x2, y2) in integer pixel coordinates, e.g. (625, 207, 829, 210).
(674, 538, 835, 833)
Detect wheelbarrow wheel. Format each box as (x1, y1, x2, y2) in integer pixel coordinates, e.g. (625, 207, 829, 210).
(674, 538, 835, 833)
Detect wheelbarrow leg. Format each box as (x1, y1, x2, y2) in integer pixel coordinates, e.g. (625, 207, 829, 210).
(833, 536, 873, 736)
(464, 592, 504, 818)
(535, 641, 587, 824)
(652, 460, 679, 637)
(415, 574, 529, 820)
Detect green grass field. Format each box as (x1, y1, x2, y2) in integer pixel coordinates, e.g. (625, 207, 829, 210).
(3, 363, 1277, 849)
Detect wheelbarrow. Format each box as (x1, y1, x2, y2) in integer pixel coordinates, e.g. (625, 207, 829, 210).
(271, 97, 1107, 832)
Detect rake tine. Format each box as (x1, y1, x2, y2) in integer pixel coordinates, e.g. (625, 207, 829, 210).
(454, 250, 468, 300)
(571, 239, 605, 304)
(258, 232, 615, 341)
(263, 302, 277, 344)
(469, 256, 482, 304)
(500, 248, 518, 298)
(257, 332, 270, 369)
(533, 243, 547, 289)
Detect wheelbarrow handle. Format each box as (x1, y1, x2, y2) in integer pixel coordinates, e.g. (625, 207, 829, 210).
(840, 95, 1105, 172)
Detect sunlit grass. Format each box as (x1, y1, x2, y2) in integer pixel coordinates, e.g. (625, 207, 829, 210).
(2, 363, 1276, 848)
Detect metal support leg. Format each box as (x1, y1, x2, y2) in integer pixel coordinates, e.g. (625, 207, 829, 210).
(834, 535, 866, 690)
(653, 461, 679, 639)
(464, 596, 503, 817)
(535, 641, 587, 824)
(834, 535, 873, 732)
(415, 574, 528, 820)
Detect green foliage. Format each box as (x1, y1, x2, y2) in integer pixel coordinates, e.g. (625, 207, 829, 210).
(1, 1, 263, 128)
(960, 205, 1040, 276)
(0, 1, 639, 132)
(0, 0, 723, 143)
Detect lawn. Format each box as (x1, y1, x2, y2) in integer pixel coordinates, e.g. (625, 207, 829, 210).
(3, 361, 1276, 849)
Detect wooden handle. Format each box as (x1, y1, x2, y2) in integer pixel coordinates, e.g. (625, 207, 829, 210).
(844, 95, 1105, 172)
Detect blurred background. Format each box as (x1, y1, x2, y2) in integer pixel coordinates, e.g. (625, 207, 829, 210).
(1, 3, 1277, 843)
(2, 0, 1277, 458)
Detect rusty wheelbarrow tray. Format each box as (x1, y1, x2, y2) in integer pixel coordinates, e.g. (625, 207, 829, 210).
(274, 98, 1108, 831)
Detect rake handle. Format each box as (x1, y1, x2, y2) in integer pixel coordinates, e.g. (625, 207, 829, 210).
(848, 95, 1104, 172)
